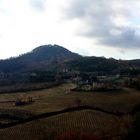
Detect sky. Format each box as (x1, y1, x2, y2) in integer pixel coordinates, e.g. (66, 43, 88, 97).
(0, 0, 140, 60)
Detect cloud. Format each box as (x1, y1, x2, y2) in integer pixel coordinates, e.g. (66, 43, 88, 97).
(29, 0, 46, 12)
(64, 0, 140, 49)
(0, 0, 139, 59)
(101, 27, 140, 48)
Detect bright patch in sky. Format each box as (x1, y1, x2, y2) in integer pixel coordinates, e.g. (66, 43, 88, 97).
(0, 0, 140, 59)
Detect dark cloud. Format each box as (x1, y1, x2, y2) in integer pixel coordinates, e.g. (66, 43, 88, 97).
(101, 28, 140, 48)
(29, 0, 46, 12)
(65, 0, 140, 49)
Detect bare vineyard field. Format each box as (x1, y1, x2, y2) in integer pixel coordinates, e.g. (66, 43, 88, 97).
(0, 83, 139, 139)
(0, 110, 132, 140)
(0, 83, 139, 114)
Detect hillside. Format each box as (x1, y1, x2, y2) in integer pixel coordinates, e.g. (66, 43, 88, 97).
(65, 57, 131, 74)
(128, 59, 140, 68)
(0, 44, 140, 74)
(0, 44, 139, 85)
(0, 110, 130, 140)
(0, 83, 140, 140)
(0, 44, 81, 73)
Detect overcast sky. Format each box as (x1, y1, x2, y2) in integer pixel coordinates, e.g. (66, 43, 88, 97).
(0, 0, 140, 59)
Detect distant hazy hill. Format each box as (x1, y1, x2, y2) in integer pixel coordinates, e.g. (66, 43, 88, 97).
(0, 44, 81, 72)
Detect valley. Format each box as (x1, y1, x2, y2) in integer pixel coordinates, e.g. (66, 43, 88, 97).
(0, 45, 139, 139)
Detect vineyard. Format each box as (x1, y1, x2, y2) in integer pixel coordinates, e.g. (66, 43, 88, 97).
(0, 110, 132, 140)
(0, 109, 35, 125)
(0, 83, 140, 114)
(0, 83, 139, 139)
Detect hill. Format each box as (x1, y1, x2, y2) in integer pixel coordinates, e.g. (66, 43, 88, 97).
(0, 44, 139, 85)
(65, 57, 130, 74)
(128, 59, 140, 68)
(0, 44, 81, 73)
(0, 44, 140, 74)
